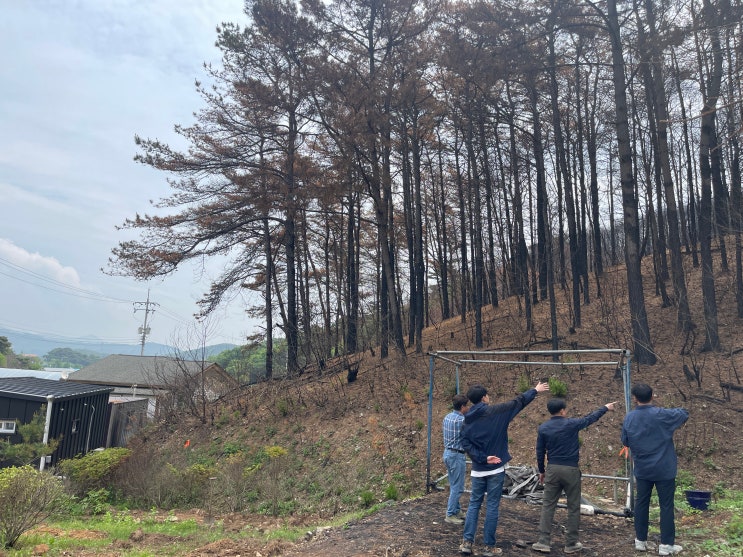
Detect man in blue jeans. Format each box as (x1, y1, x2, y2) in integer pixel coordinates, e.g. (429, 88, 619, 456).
(443, 394, 470, 524)
(622, 383, 689, 556)
(460, 381, 550, 556)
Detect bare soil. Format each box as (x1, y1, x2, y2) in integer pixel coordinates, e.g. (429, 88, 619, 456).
(278, 490, 639, 557)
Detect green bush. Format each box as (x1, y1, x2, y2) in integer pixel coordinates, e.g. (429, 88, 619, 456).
(0, 406, 58, 467)
(548, 377, 568, 397)
(725, 514, 743, 541)
(675, 469, 695, 492)
(59, 447, 131, 497)
(181, 462, 218, 503)
(517, 375, 531, 393)
(384, 483, 399, 501)
(80, 487, 111, 515)
(0, 466, 68, 548)
(360, 489, 375, 507)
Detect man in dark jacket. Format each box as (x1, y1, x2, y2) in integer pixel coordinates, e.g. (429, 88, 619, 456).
(622, 383, 688, 556)
(459, 381, 550, 556)
(531, 398, 616, 554)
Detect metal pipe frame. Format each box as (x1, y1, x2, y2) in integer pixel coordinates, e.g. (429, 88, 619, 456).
(425, 348, 634, 514)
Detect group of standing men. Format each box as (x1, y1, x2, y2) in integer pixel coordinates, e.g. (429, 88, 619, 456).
(442, 381, 689, 556)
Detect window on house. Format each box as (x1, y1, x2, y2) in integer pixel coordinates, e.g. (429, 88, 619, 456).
(0, 420, 16, 434)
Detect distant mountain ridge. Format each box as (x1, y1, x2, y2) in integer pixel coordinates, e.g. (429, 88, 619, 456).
(0, 327, 236, 359)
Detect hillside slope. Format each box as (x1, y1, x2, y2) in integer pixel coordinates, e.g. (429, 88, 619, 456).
(159, 251, 741, 512)
(129, 251, 742, 557)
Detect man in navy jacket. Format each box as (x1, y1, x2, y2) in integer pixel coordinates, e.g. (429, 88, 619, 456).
(531, 398, 616, 554)
(622, 383, 688, 556)
(459, 381, 549, 556)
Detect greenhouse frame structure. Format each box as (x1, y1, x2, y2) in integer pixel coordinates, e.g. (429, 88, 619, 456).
(425, 348, 635, 514)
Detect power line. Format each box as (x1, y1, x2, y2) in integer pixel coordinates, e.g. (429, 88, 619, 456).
(0, 256, 131, 303)
(0, 257, 196, 344)
(157, 305, 192, 324)
(1, 256, 193, 321)
(0, 319, 140, 344)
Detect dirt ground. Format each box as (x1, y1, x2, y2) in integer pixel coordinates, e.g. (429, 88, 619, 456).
(282, 491, 641, 557)
(185, 490, 663, 556)
(29, 488, 726, 557)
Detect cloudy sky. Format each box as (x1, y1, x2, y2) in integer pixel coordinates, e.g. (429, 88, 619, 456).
(0, 0, 259, 348)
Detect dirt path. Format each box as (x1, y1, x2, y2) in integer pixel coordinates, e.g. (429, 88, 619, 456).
(285, 492, 635, 557)
(254, 490, 639, 557)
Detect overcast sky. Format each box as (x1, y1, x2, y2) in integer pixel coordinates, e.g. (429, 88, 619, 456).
(0, 0, 259, 348)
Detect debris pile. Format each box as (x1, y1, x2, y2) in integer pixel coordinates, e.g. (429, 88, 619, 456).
(503, 464, 542, 503)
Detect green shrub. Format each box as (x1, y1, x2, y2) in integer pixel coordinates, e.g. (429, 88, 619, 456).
(59, 447, 131, 497)
(0, 466, 68, 548)
(0, 406, 58, 467)
(360, 490, 375, 507)
(675, 469, 695, 492)
(548, 377, 568, 397)
(384, 483, 399, 501)
(80, 487, 111, 515)
(725, 514, 743, 540)
(516, 375, 531, 393)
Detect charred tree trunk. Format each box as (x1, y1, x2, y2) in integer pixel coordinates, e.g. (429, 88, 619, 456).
(605, 0, 656, 364)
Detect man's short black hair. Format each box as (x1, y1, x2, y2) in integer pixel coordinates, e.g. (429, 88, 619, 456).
(467, 384, 488, 404)
(452, 394, 469, 411)
(632, 382, 653, 403)
(547, 397, 567, 415)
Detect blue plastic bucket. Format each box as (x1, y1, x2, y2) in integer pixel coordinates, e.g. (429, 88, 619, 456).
(685, 490, 712, 510)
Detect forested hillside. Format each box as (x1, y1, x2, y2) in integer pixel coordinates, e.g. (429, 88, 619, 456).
(103, 0, 743, 384)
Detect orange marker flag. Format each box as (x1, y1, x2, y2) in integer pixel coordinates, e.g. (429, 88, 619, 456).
(184, 439, 191, 448)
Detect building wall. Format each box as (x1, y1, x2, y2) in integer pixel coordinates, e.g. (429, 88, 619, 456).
(48, 391, 113, 463)
(0, 396, 44, 444)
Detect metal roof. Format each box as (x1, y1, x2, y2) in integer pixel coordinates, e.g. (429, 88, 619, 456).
(0, 369, 76, 381)
(0, 377, 113, 401)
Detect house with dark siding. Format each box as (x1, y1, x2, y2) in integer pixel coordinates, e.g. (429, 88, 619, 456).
(0, 377, 113, 467)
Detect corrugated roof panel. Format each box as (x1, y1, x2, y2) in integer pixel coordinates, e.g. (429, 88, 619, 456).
(0, 377, 113, 400)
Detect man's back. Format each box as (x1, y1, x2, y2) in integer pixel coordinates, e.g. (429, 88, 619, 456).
(538, 407, 607, 468)
(622, 405, 688, 480)
(463, 389, 537, 471)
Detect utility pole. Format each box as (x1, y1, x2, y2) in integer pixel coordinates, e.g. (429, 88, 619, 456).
(134, 289, 159, 356)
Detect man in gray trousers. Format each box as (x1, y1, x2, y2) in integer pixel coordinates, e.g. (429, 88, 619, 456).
(531, 398, 616, 554)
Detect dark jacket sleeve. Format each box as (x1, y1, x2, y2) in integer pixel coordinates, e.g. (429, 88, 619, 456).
(576, 406, 608, 430)
(506, 388, 537, 421)
(536, 427, 547, 473)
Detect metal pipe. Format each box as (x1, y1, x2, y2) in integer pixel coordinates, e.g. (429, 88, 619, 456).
(434, 349, 626, 356)
(85, 404, 95, 453)
(582, 474, 630, 481)
(426, 354, 435, 493)
(40, 395, 54, 471)
(461, 359, 622, 366)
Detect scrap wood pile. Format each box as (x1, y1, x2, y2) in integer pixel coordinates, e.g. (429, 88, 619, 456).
(501, 464, 631, 517)
(503, 464, 543, 503)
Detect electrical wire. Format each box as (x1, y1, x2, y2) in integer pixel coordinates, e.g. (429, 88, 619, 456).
(0, 256, 132, 303)
(0, 319, 140, 344)
(0, 257, 195, 340)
